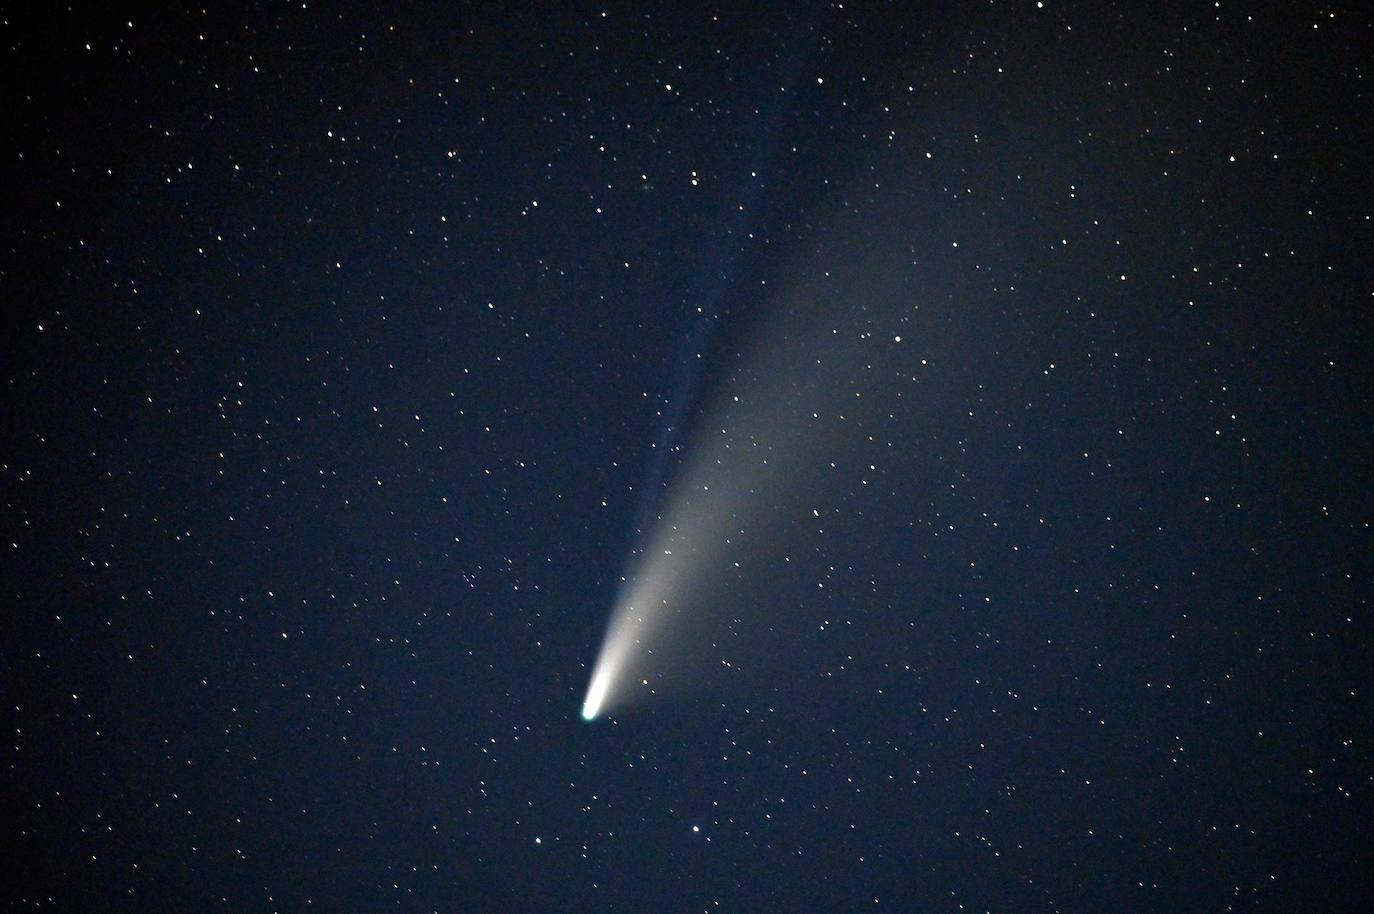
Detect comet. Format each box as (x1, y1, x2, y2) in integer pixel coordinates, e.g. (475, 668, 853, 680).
(578, 119, 925, 722)
(580, 660, 613, 720)
(578, 277, 888, 720)
(578, 382, 779, 720)
(580, 675, 607, 720)
(579, 588, 664, 721)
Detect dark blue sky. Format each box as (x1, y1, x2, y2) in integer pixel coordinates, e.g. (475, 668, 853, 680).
(4, 2, 1370, 911)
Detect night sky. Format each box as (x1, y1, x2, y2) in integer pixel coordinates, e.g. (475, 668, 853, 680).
(4, 2, 1371, 911)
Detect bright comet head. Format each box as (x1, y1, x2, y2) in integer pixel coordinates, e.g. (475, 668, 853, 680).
(580, 664, 612, 720)
(581, 601, 647, 720)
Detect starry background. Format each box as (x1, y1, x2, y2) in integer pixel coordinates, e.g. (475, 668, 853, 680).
(3, 2, 1371, 911)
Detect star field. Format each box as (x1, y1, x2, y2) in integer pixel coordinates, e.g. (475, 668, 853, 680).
(3, 3, 1371, 911)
